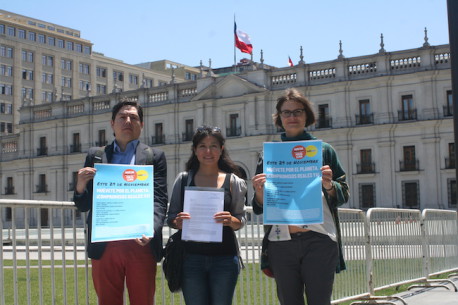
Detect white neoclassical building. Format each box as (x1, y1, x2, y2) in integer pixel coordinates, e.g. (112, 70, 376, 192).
(0, 38, 454, 227)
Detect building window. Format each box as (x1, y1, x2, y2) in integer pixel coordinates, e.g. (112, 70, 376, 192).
(42, 91, 53, 102)
(152, 123, 165, 144)
(5, 177, 14, 195)
(448, 179, 457, 208)
(57, 39, 64, 48)
(97, 129, 107, 146)
(96, 84, 107, 95)
(227, 113, 241, 137)
(22, 51, 33, 62)
(22, 69, 34, 80)
(129, 74, 139, 85)
(96, 67, 107, 77)
(28, 32, 36, 41)
(0, 122, 13, 134)
(1, 65, 13, 76)
(113, 71, 124, 82)
(21, 87, 34, 99)
(0, 65, 8, 76)
(66, 41, 73, 51)
(7, 26, 15, 36)
(399, 95, 417, 121)
(61, 77, 72, 88)
(38, 34, 45, 44)
(38, 136, 47, 156)
(36, 174, 47, 193)
(317, 104, 331, 128)
(0, 24, 4, 34)
(0, 103, 13, 114)
(71, 133, 81, 153)
(0, 46, 14, 58)
(0, 84, 13, 96)
(183, 119, 194, 142)
(400, 146, 418, 171)
(402, 181, 419, 209)
(42, 55, 54, 66)
(444, 90, 453, 117)
(41, 73, 53, 84)
(75, 44, 82, 53)
(357, 149, 375, 173)
(61, 59, 72, 70)
(48, 36, 55, 46)
(83, 46, 91, 55)
(359, 183, 375, 209)
(79, 80, 90, 91)
(446, 143, 455, 169)
(356, 99, 373, 125)
(144, 78, 153, 88)
(18, 29, 26, 39)
(79, 63, 90, 74)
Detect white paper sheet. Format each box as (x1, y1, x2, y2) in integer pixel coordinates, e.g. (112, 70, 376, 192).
(181, 186, 224, 242)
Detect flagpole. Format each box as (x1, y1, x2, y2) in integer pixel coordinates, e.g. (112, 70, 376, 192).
(233, 15, 237, 73)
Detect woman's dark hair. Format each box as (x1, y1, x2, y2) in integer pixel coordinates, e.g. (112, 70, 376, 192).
(111, 100, 144, 123)
(272, 88, 315, 129)
(185, 125, 240, 176)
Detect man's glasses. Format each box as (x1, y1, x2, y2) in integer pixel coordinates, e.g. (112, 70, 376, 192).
(280, 109, 305, 118)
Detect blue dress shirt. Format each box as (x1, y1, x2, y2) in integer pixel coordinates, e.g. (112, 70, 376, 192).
(111, 139, 139, 165)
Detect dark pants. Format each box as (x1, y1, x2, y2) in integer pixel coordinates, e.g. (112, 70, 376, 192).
(268, 231, 338, 305)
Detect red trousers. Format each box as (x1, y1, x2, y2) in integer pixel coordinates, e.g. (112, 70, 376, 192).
(91, 240, 157, 305)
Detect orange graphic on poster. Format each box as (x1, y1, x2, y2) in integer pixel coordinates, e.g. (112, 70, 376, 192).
(292, 145, 306, 159)
(122, 169, 137, 182)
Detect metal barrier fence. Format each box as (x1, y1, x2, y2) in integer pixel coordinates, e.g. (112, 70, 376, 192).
(1, 200, 458, 305)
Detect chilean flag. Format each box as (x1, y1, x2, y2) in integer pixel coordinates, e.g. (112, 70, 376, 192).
(288, 56, 294, 67)
(234, 22, 253, 54)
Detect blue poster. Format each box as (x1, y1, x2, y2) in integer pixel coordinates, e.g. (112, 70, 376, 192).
(263, 140, 323, 225)
(91, 164, 154, 242)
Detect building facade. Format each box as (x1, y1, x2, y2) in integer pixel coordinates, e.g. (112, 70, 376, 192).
(0, 11, 454, 228)
(1, 42, 454, 227)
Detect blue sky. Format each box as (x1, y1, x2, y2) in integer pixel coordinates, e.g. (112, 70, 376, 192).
(2, 0, 450, 68)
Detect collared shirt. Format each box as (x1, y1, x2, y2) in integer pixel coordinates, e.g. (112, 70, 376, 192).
(111, 139, 139, 165)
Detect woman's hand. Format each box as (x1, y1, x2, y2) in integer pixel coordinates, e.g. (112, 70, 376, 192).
(251, 173, 267, 204)
(173, 212, 191, 229)
(214, 211, 241, 230)
(321, 165, 335, 196)
(75, 167, 97, 194)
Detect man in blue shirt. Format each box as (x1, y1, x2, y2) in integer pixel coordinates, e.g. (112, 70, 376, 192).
(74, 100, 168, 305)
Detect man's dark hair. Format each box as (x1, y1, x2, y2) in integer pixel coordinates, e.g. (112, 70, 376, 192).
(111, 100, 144, 122)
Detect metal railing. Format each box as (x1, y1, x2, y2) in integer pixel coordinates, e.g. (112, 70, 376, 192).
(1, 200, 457, 305)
